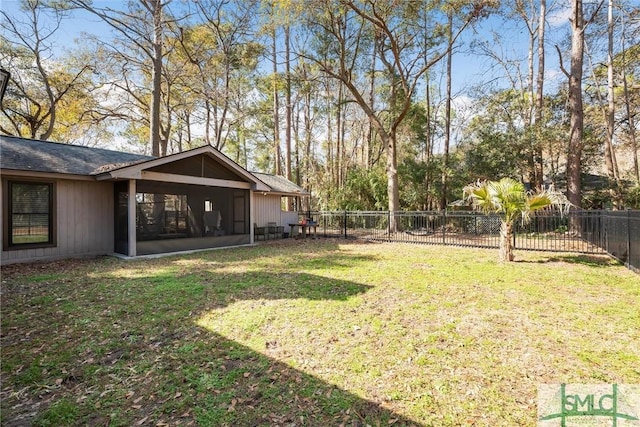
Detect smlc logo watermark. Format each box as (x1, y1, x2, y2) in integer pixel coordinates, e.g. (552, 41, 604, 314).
(538, 384, 640, 426)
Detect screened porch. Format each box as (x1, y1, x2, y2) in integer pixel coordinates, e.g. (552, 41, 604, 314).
(114, 180, 250, 256)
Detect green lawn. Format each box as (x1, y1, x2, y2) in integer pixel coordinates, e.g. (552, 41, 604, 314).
(1, 240, 638, 426)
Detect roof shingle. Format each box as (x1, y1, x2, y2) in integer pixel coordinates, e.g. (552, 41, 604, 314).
(252, 172, 309, 195)
(0, 135, 152, 176)
(0, 136, 309, 196)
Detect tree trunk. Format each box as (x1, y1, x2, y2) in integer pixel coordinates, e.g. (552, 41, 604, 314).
(366, 33, 377, 168)
(566, 0, 584, 211)
(335, 82, 342, 187)
(424, 82, 432, 210)
(622, 67, 639, 183)
(293, 101, 300, 186)
(285, 24, 292, 182)
(526, 10, 536, 188)
(149, 0, 163, 157)
(621, 13, 639, 183)
(337, 81, 346, 187)
(325, 79, 333, 181)
(184, 111, 191, 151)
(605, 0, 622, 206)
(386, 131, 400, 232)
(424, 10, 433, 210)
(499, 220, 515, 262)
(304, 86, 313, 211)
(534, 0, 546, 189)
(440, 13, 453, 210)
(302, 66, 312, 186)
(272, 24, 281, 175)
(35, 47, 56, 140)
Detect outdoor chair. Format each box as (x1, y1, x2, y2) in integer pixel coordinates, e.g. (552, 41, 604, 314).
(254, 223, 268, 241)
(268, 222, 284, 239)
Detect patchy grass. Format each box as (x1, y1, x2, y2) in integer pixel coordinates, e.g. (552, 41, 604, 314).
(1, 240, 638, 426)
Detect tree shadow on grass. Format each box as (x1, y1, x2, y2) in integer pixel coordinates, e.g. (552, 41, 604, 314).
(532, 253, 620, 268)
(1, 256, 422, 426)
(165, 325, 420, 426)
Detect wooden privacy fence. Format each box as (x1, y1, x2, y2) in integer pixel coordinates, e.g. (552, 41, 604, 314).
(300, 210, 639, 272)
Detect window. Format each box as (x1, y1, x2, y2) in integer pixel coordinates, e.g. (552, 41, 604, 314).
(281, 196, 298, 212)
(7, 181, 54, 247)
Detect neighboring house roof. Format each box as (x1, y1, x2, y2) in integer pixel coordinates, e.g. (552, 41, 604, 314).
(0, 135, 306, 196)
(252, 172, 309, 195)
(0, 135, 152, 175)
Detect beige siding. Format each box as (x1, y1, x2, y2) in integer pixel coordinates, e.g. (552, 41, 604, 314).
(253, 193, 282, 226)
(1, 177, 114, 265)
(281, 211, 299, 228)
(252, 193, 300, 235)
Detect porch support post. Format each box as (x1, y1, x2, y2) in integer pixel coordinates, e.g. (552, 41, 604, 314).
(249, 190, 255, 244)
(128, 179, 137, 257)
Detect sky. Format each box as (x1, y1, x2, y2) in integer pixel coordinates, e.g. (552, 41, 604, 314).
(1, 0, 573, 96)
(1, 0, 577, 153)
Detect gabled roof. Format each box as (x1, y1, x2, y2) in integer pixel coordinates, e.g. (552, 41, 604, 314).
(0, 135, 152, 176)
(95, 145, 269, 192)
(0, 136, 307, 196)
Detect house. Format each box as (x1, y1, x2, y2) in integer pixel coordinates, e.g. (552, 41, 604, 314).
(1, 135, 308, 265)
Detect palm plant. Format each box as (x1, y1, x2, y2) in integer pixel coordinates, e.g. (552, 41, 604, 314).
(463, 178, 566, 262)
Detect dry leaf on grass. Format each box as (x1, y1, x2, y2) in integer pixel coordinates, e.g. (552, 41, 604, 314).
(135, 416, 148, 425)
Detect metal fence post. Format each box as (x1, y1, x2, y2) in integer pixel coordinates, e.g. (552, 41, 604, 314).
(601, 210, 606, 249)
(442, 209, 446, 245)
(628, 209, 632, 270)
(474, 212, 478, 236)
(344, 210, 348, 239)
(604, 210, 609, 255)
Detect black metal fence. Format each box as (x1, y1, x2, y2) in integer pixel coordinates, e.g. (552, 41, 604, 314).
(580, 210, 640, 272)
(301, 210, 639, 272)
